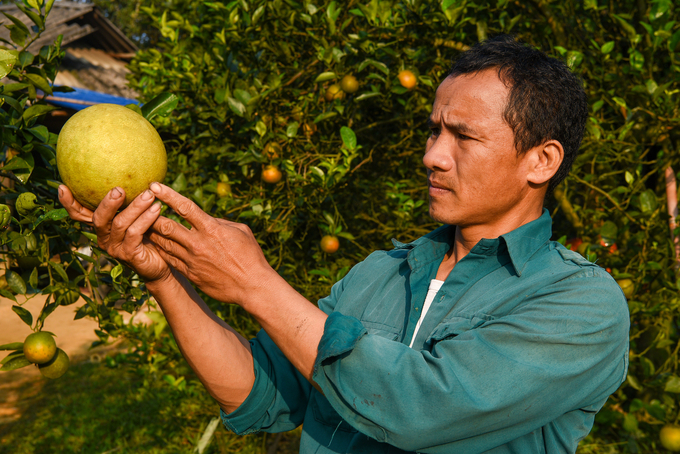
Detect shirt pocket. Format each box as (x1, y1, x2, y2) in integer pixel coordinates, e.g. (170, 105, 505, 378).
(310, 391, 358, 433)
(361, 320, 400, 341)
(424, 313, 495, 349)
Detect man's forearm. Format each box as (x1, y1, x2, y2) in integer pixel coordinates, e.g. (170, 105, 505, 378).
(145, 270, 255, 413)
(241, 272, 328, 388)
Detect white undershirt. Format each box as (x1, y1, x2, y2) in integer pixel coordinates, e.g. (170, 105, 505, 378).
(409, 279, 445, 348)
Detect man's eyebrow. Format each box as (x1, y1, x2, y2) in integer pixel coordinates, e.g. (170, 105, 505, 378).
(428, 116, 477, 136)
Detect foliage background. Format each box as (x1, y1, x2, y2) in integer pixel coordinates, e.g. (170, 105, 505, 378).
(1, 0, 680, 452)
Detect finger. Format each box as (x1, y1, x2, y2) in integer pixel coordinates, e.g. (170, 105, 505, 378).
(149, 182, 209, 230)
(108, 189, 158, 246)
(58, 185, 94, 224)
(121, 201, 163, 253)
(147, 224, 189, 260)
(150, 215, 194, 249)
(92, 187, 127, 241)
(155, 244, 191, 280)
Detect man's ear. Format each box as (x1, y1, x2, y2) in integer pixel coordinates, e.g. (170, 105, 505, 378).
(526, 140, 564, 185)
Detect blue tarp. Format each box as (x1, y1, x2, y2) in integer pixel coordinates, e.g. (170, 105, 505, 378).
(45, 86, 139, 111)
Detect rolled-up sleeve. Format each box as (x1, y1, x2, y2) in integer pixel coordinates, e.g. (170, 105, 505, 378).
(221, 329, 312, 434)
(311, 268, 630, 453)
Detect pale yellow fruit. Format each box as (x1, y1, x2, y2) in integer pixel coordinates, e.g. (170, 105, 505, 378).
(57, 104, 167, 210)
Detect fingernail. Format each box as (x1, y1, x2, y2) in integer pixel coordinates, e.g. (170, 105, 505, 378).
(142, 190, 153, 201)
(111, 188, 123, 199)
(150, 202, 161, 213)
(150, 182, 161, 194)
(58, 186, 64, 198)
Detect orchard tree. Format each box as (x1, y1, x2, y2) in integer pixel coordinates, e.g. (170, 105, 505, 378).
(1, 0, 680, 452)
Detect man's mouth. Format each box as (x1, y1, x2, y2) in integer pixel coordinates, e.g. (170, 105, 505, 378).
(428, 179, 449, 191)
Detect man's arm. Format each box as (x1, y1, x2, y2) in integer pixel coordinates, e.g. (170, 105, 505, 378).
(146, 183, 328, 388)
(59, 185, 256, 413)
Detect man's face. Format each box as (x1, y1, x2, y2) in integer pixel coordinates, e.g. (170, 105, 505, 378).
(424, 69, 533, 228)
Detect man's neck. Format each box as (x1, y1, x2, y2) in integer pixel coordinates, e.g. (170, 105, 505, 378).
(435, 206, 545, 281)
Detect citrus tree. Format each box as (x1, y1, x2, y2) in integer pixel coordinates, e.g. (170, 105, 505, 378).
(1, 0, 680, 452)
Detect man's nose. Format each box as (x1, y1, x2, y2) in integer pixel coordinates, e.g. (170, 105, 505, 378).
(423, 136, 454, 173)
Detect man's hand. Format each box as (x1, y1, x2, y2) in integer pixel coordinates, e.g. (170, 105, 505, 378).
(58, 185, 172, 284)
(148, 182, 275, 307)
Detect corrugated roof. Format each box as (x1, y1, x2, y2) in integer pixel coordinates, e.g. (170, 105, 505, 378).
(0, 1, 137, 53)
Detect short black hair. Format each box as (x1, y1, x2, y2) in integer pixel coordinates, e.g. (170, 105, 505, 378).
(448, 34, 588, 193)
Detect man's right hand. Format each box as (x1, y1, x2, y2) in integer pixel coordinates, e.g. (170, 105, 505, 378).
(58, 184, 172, 285)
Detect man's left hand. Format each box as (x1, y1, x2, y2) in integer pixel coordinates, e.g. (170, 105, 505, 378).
(148, 182, 275, 307)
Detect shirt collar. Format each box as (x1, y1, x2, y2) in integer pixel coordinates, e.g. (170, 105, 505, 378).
(391, 209, 553, 277)
(499, 209, 553, 277)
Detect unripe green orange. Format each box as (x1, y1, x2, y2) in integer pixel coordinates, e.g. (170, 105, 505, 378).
(340, 74, 359, 93)
(325, 84, 344, 102)
(39, 348, 70, 379)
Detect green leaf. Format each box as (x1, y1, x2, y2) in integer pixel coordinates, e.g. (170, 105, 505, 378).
(314, 72, 337, 83)
(0, 342, 23, 351)
(125, 103, 143, 116)
(110, 263, 123, 282)
(25, 73, 52, 95)
(6, 271, 27, 294)
(566, 51, 583, 68)
(9, 26, 27, 47)
(227, 97, 246, 117)
(141, 92, 179, 121)
(2, 13, 29, 34)
(649, 0, 671, 21)
(48, 261, 69, 282)
(22, 103, 57, 122)
(665, 375, 680, 393)
(313, 111, 337, 123)
(340, 126, 357, 150)
(639, 189, 658, 213)
(171, 173, 187, 192)
(3, 152, 34, 183)
(0, 49, 17, 79)
(286, 122, 299, 138)
(11, 304, 32, 326)
(0, 354, 31, 371)
(30, 208, 68, 230)
(601, 41, 615, 54)
(611, 14, 638, 42)
(600, 221, 618, 240)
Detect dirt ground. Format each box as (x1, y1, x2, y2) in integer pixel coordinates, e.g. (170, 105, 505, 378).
(0, 294, 153, 425)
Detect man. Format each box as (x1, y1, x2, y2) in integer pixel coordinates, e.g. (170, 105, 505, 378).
(60, 35, 629, 453)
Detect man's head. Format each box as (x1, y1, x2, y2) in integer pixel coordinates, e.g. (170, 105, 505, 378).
(447, 35, 588, 193)
(423, 35, 587, 233)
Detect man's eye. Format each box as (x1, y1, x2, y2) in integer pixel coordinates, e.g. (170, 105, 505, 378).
(430, 127, 440, 137)
(458, 132, 471, 140)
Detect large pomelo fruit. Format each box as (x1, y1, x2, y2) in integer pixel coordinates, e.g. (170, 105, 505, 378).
(57, 104, 167, 210)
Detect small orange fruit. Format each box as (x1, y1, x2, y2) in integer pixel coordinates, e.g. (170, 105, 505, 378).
(320, 235, 340, 254)
(216, 182, 231, 198)
(325, 84, 344, 102)
(23, 332, 57, 364)
(340, 74, 359, 94)
(262, 165, 283, 184)
(398, 70, 417, 90)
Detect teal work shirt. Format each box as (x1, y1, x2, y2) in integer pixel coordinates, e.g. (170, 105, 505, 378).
(221, 210, 630, 453)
